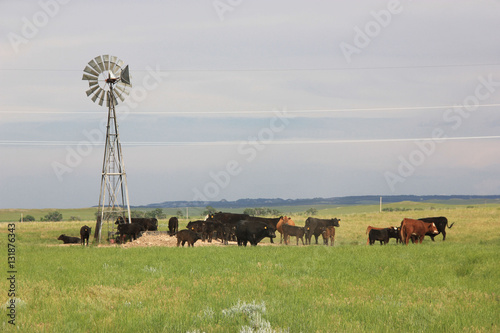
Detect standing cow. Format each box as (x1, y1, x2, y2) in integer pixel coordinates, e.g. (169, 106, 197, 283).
(304, 217, 340, 245)
(418, 216, 454, 241)
(168, 217, 179, 236)
(400, 218, 439, 245)
(235, 220, 276, 246)
(80, 225, 91, 246)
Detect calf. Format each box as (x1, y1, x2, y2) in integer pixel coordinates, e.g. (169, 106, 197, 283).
(80, 225, 91, 246)
(321, 226, 336, 246)
(176, 229, 202, 247)
(117, 223, 145, 243)
(168, 217, 179, 236)
(400, 218, 439, 245)
(282, 224, 305, 245)
(57, 234, 80, 244)
(366, 226, 399, 245)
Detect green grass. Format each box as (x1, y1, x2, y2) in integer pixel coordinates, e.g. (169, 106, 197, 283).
(0, 204, 499, 332)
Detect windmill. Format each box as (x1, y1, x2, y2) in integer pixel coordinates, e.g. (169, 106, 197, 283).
(82, 55, 132, 243)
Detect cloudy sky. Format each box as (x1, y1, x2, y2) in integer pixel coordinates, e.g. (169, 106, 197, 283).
(1, 0, 500, 209)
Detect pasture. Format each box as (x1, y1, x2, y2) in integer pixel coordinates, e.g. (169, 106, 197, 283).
(0, 203, 499, 332)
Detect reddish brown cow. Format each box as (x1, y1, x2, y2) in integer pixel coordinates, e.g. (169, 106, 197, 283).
(400, 218, 439, 245)
(276, 216, 295, 244)
(322, 226, 336, 246)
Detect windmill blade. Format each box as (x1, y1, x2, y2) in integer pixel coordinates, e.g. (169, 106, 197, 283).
(115, 59, 124, 69)
(103, 55, 110, 70)
(111, 91, 121, 104)
(84, 65, 99, 77)
(82, 73, 98, 81)
(86, 84, 100, 97)
(113, 89, 125, 102)
(91, 88, 104, 103)
(104, 92, 109, 107)
(120, 65, 131, 86)
(98, 91, 105, 106)
(114, 84, 130, 99)
(88, 79, 99, 88)
(109, 56, 119, 72)
(95, 55, 105, 72)
(88, 59, 101, 74)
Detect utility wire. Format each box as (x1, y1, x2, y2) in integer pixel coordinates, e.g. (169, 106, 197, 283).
(1, 103, 500, 115)
(1, 135, 499, 147)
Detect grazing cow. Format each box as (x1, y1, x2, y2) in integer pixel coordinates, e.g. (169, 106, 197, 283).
(80, 225, 91, 246)
(115, 217, 158, 231)
(321, 226, 336, 246)
(235, 220, 276, 246)
(282, 224, 305, 245)
(176, 229, 202, 247)
(418, 216, 454, 241)
(304, 217, 340, 245)
(116, 223, 145, 243)
(57, 234, 80, 244)
(168, 217, 179, 236)
(400, 218, 439, 245)
(276, 216, 295, 244)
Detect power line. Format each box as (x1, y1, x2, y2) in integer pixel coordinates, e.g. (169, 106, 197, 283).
(1, 135, 499, 147)
(1, 103, 500, 116)
(1, 62, 499, 73)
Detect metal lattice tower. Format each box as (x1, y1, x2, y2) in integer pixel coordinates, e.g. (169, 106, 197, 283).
(82, 55, 132, 243)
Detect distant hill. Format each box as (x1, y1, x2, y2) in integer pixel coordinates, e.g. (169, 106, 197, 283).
(137, 195, 500, 209)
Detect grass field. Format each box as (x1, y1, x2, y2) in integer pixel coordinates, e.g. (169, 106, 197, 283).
(0, 203, 499, 332)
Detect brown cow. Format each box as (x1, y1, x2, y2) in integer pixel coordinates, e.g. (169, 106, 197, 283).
(276, 216, 295, 244)
(400, 218, 439, 245)
(321, 226, 335, 246)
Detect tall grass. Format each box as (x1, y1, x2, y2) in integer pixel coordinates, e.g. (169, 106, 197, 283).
(0, 205, 499, 332)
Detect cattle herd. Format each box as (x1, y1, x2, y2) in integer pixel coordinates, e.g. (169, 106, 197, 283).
(56, 212, 454, 247)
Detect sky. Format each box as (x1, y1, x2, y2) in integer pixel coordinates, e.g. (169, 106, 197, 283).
(1, 0, 500, 209)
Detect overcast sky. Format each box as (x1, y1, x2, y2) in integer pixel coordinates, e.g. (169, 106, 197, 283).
(1, 0, 500, 209)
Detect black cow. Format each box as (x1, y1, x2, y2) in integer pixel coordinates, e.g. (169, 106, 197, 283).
(168, 217, 179, 236)
(115, 217, 158, 231)
(58, 234, 80, 244)
(176, 229, 202, 247)
(418, 216, 454, 241)
(282, 224, 305, 245)
(304, 217, 341, 245)
(80, 225, 91, 246)
(235, 220, 276, 246)
(206, 212, 250, 241)
(368, 228, 392, 245)
(117, 223, 145, 243)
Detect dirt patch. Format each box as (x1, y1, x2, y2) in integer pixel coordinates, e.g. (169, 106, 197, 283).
(97, 231, 279, 248)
